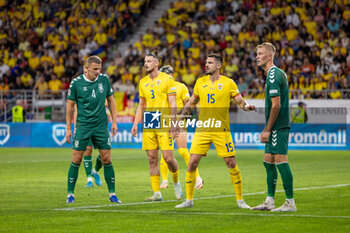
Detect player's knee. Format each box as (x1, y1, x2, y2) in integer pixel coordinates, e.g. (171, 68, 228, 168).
(224, 157, 237, 168)
(85, 146, 93, 156)
(72, 156, 82, 164)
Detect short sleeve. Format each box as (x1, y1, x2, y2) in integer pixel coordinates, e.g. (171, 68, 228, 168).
(139, 80, 145, 99)
(193, 80, 199, 98)
(230, 79, 240, 98)
(181, 84, 190, 101)
(105, 75, 114, 97)
(67, 80, 76, 101)
(268, 70, 281, 97)
(167, 76, 176, 96)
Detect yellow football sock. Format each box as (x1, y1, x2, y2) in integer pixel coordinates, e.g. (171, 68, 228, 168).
(160, 154, 169, 182)
(150, 175, 160, 193)
(170, 169, 179, 184)
(228, 165, 243, 200)
(185, 171, 196, 200)
(178, 148, 200, 179)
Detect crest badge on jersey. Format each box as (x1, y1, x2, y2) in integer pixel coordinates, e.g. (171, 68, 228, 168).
(52, 124, 66, 146)
(156, 80, 161, 86)
(217, 83, 223, 90)
(0, 124, 10, 145)
(98, 83, 104, 93)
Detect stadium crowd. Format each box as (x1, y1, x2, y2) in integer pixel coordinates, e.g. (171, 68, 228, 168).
(0, 0, 350, 113)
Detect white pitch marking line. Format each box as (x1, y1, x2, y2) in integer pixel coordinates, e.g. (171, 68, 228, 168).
(54, 183, 350, 211)
(58, 208, 350, 219)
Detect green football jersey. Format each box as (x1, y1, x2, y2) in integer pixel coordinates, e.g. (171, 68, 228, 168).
(67, 73, 113, 126)
(265, 66, 290, 130)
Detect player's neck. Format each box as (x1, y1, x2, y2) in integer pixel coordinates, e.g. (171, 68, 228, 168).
(209, 72, 220, 83)
(149, 70, 159, 80)
(263, 62, 275, 74)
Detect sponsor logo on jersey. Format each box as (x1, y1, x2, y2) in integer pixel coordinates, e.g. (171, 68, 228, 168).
(143, 110, 161, 129)
(203, 85, 208, 88)
(52, 124, 66, 146)
(98, 83, 104, 93)
(83, 87, 87, 91)
(0, 124, 10, 145)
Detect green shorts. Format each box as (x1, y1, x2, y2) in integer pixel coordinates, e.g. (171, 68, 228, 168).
(265, 128, 289, 155)
(73, 125, 111, 151)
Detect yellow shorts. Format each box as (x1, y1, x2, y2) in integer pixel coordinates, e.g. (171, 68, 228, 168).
(190, 132, 235, 157)
(142, 131, 174, 151)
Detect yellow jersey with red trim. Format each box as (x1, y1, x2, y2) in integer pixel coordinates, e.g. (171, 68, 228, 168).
(193, 75, 240, 131)
(175, 81, 190, 109)
(139, 72, 176, 108)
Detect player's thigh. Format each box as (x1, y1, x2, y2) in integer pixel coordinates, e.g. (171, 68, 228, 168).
(175, 129, 187, 149)
(73, 127, 92, 151)
(212, 132, 236, 157)
(158, 131, 174, 151)
(91, 126, 111, 150)
(190, 132, 212, 156)
(264, 153, 275, 163)
(265, 128, 289, 155)
(142, 131, 159, 150)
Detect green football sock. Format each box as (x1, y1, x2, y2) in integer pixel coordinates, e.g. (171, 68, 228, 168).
(67, 162, 80, 194)
(95, 155, 102, 172)
(277, 163, 294, 199)
(263, 161, 278, 197)
(83, 155, 92, 178)
(104, 163, 115, 193)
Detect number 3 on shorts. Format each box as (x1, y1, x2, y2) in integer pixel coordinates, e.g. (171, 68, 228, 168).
(168, 136, 172, 146)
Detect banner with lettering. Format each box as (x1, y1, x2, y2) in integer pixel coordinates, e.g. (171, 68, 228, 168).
(0, 123, 348, 150)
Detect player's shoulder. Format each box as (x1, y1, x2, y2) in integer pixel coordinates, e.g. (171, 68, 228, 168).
(70, 74, 84, 86)
(175, 81, 188, 89)
(220, 75, 235, 84)
(98, 73, 110, 81)
(195, 75, 209, 85)
(159, 72, 174, 81)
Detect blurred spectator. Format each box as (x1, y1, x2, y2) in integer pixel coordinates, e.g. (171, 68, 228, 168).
(33, 75, 48, 97)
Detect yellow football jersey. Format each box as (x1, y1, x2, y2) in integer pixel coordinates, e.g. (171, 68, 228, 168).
(175, 81, 190, 109)
(139, 72, 176, 109)
(193, 75, 240, 130)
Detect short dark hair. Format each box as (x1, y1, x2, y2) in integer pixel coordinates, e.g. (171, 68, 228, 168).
(207, 53, 222, 64)
(147, 50, 162, 62)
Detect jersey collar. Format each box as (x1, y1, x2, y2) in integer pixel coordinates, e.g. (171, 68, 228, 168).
(83, 74, 99, 83)
(267, 65, 276, 74)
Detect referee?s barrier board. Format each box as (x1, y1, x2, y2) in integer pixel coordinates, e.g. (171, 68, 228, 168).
(0, 123, 349, 150)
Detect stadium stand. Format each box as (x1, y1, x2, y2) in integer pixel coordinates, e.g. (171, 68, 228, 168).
(0, 0, 350, 122)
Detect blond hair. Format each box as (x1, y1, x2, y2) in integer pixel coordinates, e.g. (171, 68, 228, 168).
(256, 42, 276, 55)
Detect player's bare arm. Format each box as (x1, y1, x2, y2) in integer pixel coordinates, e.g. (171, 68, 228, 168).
(131, 97, 146, 137)
(233, 94, 257, 112)
(260, 96, 281, 143)
(107, 94, 118, 137)
(66, 99, 75, 144)
(168, 94, 177, 139)
(178, 95, 199, 122)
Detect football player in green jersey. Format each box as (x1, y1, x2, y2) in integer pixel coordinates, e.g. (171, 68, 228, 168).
(252, 42, 296, 212)
(65, 55, 121, 203)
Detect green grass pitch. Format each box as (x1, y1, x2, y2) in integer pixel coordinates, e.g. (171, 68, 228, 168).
(0, 148, 349, 233)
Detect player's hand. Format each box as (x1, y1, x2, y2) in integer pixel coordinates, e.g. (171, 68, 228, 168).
(66, 128, 72, 144)
(111, 123, 118, 137)
(260, 129, 270, 143)
(169, 126, 177, 140)
(246, 104, 257, 112)
(131, 124, 137, 137)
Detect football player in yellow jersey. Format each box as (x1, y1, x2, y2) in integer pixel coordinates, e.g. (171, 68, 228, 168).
(158, 65, 203, 190)
(131, 51, 183, 201)
(175, 54, 256, 208)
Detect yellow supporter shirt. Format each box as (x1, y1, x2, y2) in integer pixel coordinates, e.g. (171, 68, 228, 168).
(21, 73, 32, 87)
(107, 65, 117, 76)
(285, 28, 298, 41)
(40, 55, 53, 65)
(35, 80, 48, 95)
(129, 0, 141, 14)
(139, 72, 176, 109)
(182, 73, 196, 86)
(94, 33, 107, 45)
(193, 75, 240, 130)
(53, 64, 65, 78)
(48, 79, 62, 92)
(28, 56, 40, 70)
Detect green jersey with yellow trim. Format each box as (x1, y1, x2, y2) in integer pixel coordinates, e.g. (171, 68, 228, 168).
(265, 66, 290, 130)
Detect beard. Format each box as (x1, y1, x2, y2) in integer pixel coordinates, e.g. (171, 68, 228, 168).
(146, 66, 155, 74)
